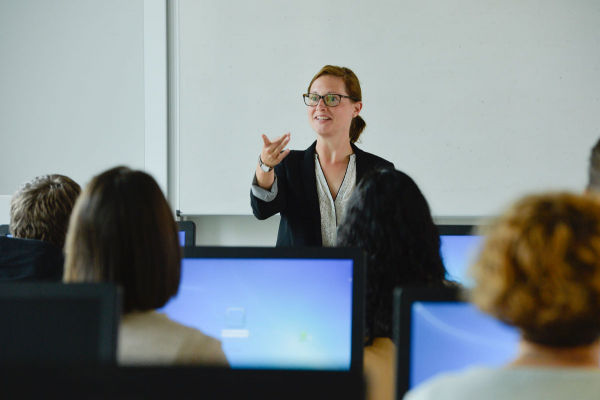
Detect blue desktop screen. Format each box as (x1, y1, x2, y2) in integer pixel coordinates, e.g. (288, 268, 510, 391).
(410, 302, 519, 389)
(158, 257, 354, 370)
(178, 231, 185, 246)
(439, 235, 484, 286)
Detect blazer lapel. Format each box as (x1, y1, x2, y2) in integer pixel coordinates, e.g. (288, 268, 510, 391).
(302, 141, 322, 246)
(352, 143, 368, 183)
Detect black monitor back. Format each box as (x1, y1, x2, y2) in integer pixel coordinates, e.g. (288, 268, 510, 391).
(177, 220, 196, 246)
(0, 282, 120, 365)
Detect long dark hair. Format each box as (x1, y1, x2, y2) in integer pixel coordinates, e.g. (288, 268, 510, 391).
(337, 167, 447, 340)
(64, 166, 181, 314)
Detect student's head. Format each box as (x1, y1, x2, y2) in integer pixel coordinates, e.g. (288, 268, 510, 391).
(306, 65, 364, 143)
(337, 167, 447, 339)
(9, 174, 81, 249)
(471, 192, 600, 347)
(587, 138, 600, 192)
(64, 166, 181, 314)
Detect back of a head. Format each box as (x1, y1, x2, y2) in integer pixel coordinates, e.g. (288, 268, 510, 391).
(9, 175, 81, 250)
(337, 167, 446, 338)
(588, 138, 600, 192)
(63, 167, 181, 314)
(471, 192, 600, 347)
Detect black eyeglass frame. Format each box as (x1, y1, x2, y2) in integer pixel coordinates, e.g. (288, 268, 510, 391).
(303, 93, 359, 107)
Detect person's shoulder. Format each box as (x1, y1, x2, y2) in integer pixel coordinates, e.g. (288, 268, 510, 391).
(151, 314, 224, 357)
(404, 366, 600, 400)
(277, 141, 316, 169)
(177, 324, 229, 366)
(403, 367, 498, 400)
(352, 144, 394, 168)
(284, 149, 306, 161)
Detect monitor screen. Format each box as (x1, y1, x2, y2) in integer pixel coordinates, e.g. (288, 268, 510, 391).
(409, 301, 519, 389)
(439, 235, 484, 286)
(178, 231, 185, 246)
(158, 256, 355, 370)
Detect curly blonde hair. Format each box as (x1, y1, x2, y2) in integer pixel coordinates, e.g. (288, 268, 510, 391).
(470, 192, 600, 347)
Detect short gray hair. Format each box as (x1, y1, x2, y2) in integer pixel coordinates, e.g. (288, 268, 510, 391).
(10, 174, 81, 249)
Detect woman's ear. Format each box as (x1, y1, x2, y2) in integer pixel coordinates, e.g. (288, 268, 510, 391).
(353, 101, 363, 118)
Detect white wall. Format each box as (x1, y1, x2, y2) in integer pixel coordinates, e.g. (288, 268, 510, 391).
(0, 196, 10, 226)
(189, 215, 483, 246)
(189, 215, 281, 246)
(0, 0, 145, 195)
(0, 0, 167, 225)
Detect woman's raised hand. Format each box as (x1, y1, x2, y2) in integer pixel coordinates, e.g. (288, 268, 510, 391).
(260, 133, 291, 169)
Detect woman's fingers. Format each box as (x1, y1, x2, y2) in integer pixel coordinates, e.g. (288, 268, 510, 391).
(272, 134, 290, 155)
(276, 148, 290, 164)
(261, 134, 272, 147)
(266, 134, 289, 152)
(260, 133, 291, 168)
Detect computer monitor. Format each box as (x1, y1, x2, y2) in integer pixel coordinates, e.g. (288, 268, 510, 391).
(158, 246, 364, 372)
(0, 282, 120, 364)
(437, 225, 484, 286)
(0, 224, 9, 237)
(393, 287, 519, 399)
(177, 221, 196, 247)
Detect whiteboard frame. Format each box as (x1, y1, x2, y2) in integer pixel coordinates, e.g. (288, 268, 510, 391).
(144, 0, 168, 196)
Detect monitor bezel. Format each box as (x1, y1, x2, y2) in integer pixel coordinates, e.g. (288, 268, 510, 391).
(0, 224, 9, 237)
(0, 366, 366, 400)
(177, 220, 196, 247)
(436, 224, 476, 236)
(392, 286, 462, 400)
(181, 246, 365, 373)
(0, 282, 121, 364)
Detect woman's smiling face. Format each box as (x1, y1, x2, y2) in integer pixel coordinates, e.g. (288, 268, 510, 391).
(307, 75, 361, 141)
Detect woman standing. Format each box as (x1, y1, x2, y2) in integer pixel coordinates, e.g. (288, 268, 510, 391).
(251, 65, 394, 246)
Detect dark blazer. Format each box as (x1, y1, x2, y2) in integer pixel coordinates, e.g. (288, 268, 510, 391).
(251, 141, 394, 247)
(0, 236, 64, 282)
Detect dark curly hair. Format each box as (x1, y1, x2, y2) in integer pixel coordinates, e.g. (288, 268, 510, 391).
(337, 167, 447, 341)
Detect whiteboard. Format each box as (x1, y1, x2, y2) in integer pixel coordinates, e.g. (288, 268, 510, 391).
(176, 0, 600, 217)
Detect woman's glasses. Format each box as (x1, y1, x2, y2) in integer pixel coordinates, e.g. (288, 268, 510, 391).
(303, 93, 358, 107)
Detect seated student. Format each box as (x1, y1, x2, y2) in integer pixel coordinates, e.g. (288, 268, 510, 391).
(63, 166, 228, 366)
(337, 167, 450, 400)
(1, 174, 81, 281)
(404, 192, 600, 400)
